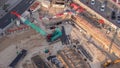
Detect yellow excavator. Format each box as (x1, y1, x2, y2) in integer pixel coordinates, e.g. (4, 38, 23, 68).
(103, 59, 120, 68)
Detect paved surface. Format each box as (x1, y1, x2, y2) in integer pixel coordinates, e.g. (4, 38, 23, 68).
(79, 0, 120, 28)
(0, 0, 35, 29)
(0, 0, 21, 18)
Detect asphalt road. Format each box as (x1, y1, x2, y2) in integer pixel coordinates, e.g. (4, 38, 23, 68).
(0, 0, 35, 29)
(79, 0, 120, 28)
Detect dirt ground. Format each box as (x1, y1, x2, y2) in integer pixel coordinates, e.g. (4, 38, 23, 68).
(0, 29, 37, 52)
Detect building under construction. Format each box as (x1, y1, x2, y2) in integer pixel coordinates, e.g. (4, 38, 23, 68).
(31, 55, 51, 68)
(57, 47, 90, 68)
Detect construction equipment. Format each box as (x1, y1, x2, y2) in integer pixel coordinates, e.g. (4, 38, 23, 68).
(11, 11, 62, 42)
(103, 59, 120, 68)
(47, 55, 64, 68)
(47, 27, 62, 42)
(9, 49, 27, 68)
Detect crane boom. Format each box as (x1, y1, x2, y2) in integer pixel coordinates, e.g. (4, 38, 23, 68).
(11, 11, 62, 42)
(11, 11, 46, 36)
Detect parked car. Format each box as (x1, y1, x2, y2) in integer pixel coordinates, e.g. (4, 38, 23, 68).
(100, 4, 105, 11)
(117, 15, 120, 23)
(91, 0, 95, 5)
(111, 11, 116, 20)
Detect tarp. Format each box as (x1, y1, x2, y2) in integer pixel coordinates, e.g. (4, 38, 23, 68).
(70, 3, 79, 10)
(56, 13, 64, 17)
(77, 8, 85, 13)
(98, 19, 104, 24)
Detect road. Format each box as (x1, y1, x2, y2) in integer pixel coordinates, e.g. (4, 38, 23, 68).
(78, 0, 120, 28)
(0, 0, 35, 29)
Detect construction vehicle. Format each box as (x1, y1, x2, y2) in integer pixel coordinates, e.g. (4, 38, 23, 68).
(47, 55, 64, 68)
(11, 11, 62, 42)
(103, 59, 120, 68)
(9, 49, 27, 68)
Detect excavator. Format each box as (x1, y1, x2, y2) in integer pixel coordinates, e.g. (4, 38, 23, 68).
(11, 11, 62, 42)
(103, 59, 120, 68)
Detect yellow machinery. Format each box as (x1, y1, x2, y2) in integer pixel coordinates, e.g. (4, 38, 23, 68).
(103, 59, 120, 68)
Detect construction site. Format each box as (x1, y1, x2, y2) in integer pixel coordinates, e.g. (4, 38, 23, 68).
(0, 0, 120, 68)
